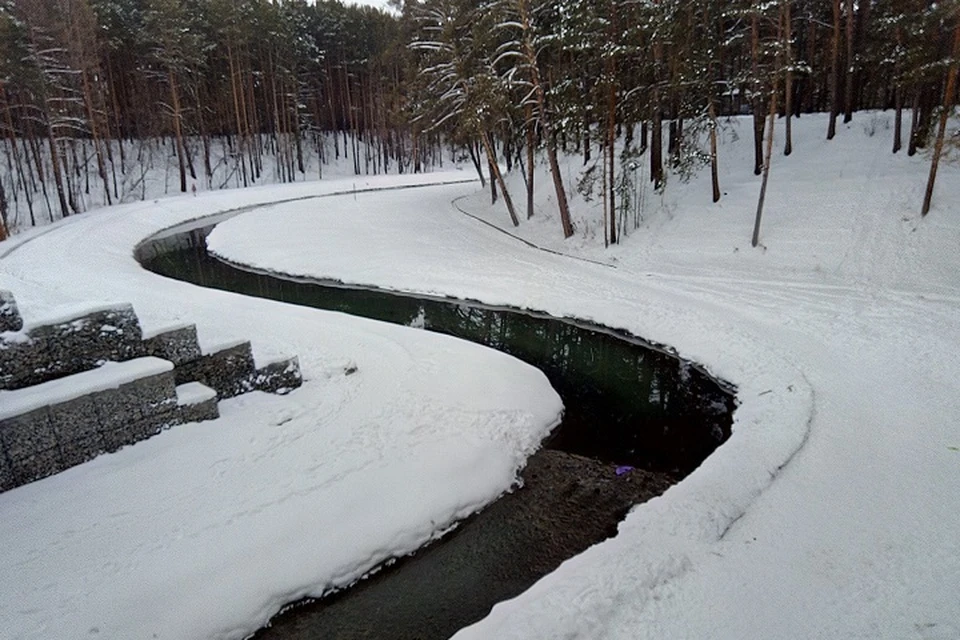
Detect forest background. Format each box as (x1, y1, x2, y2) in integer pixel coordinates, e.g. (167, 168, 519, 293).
(0, 0, 957, 244)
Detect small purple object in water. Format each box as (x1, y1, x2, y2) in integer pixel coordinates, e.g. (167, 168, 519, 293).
(615, 465, 635, 476)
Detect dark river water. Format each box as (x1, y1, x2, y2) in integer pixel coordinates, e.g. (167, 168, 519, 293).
(136, 223, 734, 639)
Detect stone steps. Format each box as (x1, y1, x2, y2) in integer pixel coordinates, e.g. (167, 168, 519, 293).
(0, 357, 218, 491)
(0, 289, 303, 493)
(1, 303, 144, 390)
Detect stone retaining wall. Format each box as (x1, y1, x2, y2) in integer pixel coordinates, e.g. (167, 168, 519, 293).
(0, 290, 303, 493)
(1, 304, 143, 389)
(0, 368, 220, 490)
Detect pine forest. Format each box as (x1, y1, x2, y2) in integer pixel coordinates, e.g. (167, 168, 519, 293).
(0, 0, 957, 243)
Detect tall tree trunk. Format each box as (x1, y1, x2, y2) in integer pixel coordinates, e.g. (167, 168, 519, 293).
(488, 156, 497, 204)
(525, 104, 535, 219)
(753, 17, 782, 248)
(46, 125, 69, 219)
(751, 14, 764, 174)
(195, 85, 213, 186)
(893, 25, 903, 154)
(893, 84, 903, 153)
(168, 69, 187, 193)
(0, 178, 7, 240)
(480, 130, 519, 227)
(921, 22, 960, 217)
(517, 0, 573, 238)
(709, 100, 721, 203)
(227, 42, 248, 187)
(582, 84, 591, 165)
(828, 0, 841, 139)
(651, 29, 665, 187)
(784, 0, 794, 156)
(291, 73, 305, 175)
(805, 16, 816, 113)
(607, 58, 617, 245)
(651, 101, 663, 188)
(908, 91, 921, 156)
(81, 70, 111, 205)
(843, 0, 855, 123)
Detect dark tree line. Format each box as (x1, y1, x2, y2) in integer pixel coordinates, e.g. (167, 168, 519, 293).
(0, 0, 427, 236)
(406, 0, 960, 242)
(1, 0, 958, 243)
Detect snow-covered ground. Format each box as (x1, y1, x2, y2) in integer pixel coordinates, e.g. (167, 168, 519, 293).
(1, 131, 447, 233)
(0, 172, 563, 640)
(209, 113, 960, 639)
(2, 112, 958, 639)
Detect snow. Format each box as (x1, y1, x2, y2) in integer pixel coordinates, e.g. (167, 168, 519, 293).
(0, 357, 174, 421)
(175, 382, 217, 406)
(1, 132, 425, 235)
(207, 113, 960, 639)
(18, 301, 133, 332)
(201, 338, 251, 356)
(2, 112, 958, 640)
(141, 321, 195, 340)
(0, 171, 562, 640)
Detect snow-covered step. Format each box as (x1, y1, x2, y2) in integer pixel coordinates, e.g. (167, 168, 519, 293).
(0, 357, 178, 492)
(0, 357, 174, 422)
(0, 302, 144, 390)
(174, 382, 219, 424)
(142, 322, 202, 366)
(173, 339, 256, 398)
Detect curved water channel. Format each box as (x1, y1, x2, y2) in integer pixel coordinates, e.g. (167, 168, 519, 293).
(136, 218, 735, 640)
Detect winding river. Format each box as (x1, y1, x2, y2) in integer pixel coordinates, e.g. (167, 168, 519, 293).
(136, 219, 734, 640)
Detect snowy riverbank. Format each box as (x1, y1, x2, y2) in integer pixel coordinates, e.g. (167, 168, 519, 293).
(2, 111, 958, 639)
(209, 113, 960, 639)
(0, 173, 563, 640)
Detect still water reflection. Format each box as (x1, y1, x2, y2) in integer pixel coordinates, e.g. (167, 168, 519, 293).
(138, 226, 733, 477)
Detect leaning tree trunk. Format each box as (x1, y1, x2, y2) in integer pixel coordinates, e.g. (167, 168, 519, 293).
(753, 21, 783, 248)
(480, 130, 519, 227)
(517, 0, 573, 238)
(921, 22, 960, 217)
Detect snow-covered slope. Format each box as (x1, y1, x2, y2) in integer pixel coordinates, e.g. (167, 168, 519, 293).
(208, 113, 960, 639)
(0, 172, 563, 640)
